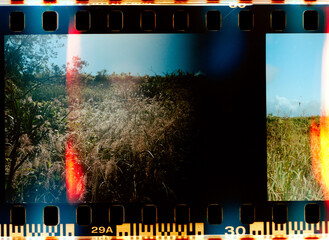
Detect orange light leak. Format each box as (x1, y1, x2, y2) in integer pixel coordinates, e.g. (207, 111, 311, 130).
(65, 136, 84, 202)
(310, 10, 329, 204)
(65, 23, 85, 203)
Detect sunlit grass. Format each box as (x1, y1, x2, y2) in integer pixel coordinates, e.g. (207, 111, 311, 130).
(267, 115, 324, 201)
(7, 73, 200, 203)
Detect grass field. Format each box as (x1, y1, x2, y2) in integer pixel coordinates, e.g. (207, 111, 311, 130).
(267, 115, 324, 201)
(5, 72, 202, 203)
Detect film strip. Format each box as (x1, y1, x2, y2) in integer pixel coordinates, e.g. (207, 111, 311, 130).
(0, 2, 329, 240)
(1, 0, 329, 5)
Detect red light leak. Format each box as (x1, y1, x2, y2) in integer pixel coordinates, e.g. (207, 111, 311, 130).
(271, 0, 285, 3)
(65, 137, 85, 202)
(311, 118, 321, 179)
(109, 0, 122, 3)
(10, 0, 24, 3)
(69, 21, 80, 34)
(304, 0, 317, 3)
(45, 237, 58, 240)
(12, 237, 25, 240)
(311, 8, 329, 211)
(65, 24, 85, 203)
(327, 8, 329, 33)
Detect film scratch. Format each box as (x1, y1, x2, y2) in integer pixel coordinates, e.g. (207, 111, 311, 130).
(0, 2, 329, 240)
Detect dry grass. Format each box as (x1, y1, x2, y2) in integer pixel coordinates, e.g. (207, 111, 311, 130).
(7, 74, 199, 203)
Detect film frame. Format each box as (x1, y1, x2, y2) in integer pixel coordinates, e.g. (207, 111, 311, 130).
(0, 2, 329, 239)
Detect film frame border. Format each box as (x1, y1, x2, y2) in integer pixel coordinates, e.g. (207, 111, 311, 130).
(1, 5, 329, 33)
(0, 2, 329, 239)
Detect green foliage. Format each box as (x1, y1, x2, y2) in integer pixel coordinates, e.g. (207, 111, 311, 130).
(31, 84, 66, 102)
(4, 35, 69, 202)
(92, 70, 111, 86)
(138, 70, 199, 101)
(267, 115, 324, 201)
(5, 35, 66, 87)
(5, 76, 68, 202)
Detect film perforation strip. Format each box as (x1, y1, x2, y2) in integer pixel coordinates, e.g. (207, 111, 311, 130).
(3, 0, 329, 5)
(4, 7, 328, 33)
(5, 203, 325, 227)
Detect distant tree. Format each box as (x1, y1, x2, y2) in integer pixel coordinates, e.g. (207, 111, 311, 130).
(93, 69, 111, 86)
(66, 56, 89, 86)
(5, 35, 66, 87)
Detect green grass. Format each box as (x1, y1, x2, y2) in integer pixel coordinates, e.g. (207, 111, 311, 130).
(267, 115, 324, 201)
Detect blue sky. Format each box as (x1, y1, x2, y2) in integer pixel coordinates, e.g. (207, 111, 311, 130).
(266, 34, 328, 117)
(49, 34, 200, 76)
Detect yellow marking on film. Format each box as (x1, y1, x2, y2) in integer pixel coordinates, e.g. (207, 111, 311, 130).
(249, 222, 264, 235)
(184, 224, 188, 235)
(318, 222, 322, 231)
(66, 224, 75, 236)
(248, 221, 329, 235)
(195, 223, 204, 235)
(0, 224, 75, 237)
(140, 223, 154, 237)
(266, 222, 270, 235)
(116, 223, 204, 237)
(288, 221, 302, 235)
(11, 225, 24, 237)
(29, 224, 34, 237)
(32, 224, 35, 235)
(117, 223, 131, 237)
(172, 224, 176, 236)
(272, 222, 286, 236)
(303, 222, 316, 235)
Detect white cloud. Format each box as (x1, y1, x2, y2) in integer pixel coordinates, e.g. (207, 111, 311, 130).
(267, 96, 321, 117)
